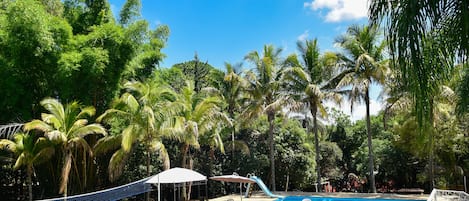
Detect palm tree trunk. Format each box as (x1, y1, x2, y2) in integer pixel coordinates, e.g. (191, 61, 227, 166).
(61, 151, 72, 200)
(182, 144, 189, 168)
(231, 125, 235, 160)
(311, 106, 321, 192)
(181, 144, 189, 201)
(27, 165, 33, 201)
(365, 87, 376, 193)
(268, 113, 276, 191)
(430, 105, 435, 190)
(146, 146, 151, 201)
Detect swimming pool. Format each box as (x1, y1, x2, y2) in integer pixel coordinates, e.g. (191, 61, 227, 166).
(276, 197, 425, 201)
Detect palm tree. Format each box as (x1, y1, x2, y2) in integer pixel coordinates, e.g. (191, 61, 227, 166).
(23, 98, 107, 197)
(221, 62, 246, 155)
(174, 81, 231, 200)
(282, 38, 344, 191)
(335, 25, 388, 193)
(369, 0, 469, 125)
(244, 44, 287, 191)
(96, 80, 178, 181)
(175, 81, 231, 169)
(0, 133, 54, 201)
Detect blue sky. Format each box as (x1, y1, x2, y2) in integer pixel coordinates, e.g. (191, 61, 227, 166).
(109, 0, 381, 121)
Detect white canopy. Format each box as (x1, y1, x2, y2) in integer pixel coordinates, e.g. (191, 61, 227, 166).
(145, 167, 207, 184)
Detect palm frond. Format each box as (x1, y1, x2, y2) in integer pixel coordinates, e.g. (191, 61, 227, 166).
(108, 149, 128, 182)
(94, 135, 122, 156)
(40, 98, 65, 124)
(24, 120, 53, 133)
(72, 124, 107, 138)
(0, 139, 17, 152)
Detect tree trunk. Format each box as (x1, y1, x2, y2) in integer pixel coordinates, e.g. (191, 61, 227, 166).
(181, 144, 189, 168)
(365, 87, 376, 193)
(231, 125, 235, 161)
(181, 144, 189, 200)
(187, 159, 193, 201)
(27, 165, 33, 201)
(268, 113, 276, 191)
(311, 106, 321, 192)
(285, 172, 289, 192)
(146, 146, 151, 201)
(430, 103, 435, 190)
(61, 151, 72, 200)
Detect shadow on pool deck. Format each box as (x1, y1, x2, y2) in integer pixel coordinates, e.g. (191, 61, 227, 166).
(209, 191, 429, 201)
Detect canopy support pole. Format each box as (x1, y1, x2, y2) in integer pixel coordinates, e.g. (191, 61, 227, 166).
(158, 175, 161, 201)
(240, 183, 243, 201)
(205, 181, 208, 201)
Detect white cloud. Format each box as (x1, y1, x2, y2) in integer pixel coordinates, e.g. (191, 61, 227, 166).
(325, 99, 384, 122)
(297, 30, 309, 41)
(304, 0, 368, 22)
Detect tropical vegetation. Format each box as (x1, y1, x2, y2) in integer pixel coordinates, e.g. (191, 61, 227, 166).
(0, 0, 467, 200)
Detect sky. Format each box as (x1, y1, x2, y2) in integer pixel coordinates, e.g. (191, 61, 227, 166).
(109, 0, 382, 122)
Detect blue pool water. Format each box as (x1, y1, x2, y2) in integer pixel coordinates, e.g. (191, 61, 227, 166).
(276, 197, 425, 201)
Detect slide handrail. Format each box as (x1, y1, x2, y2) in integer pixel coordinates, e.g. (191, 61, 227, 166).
(248, 176, 284, 198)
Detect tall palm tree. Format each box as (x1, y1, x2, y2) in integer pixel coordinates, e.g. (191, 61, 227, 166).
(282, 38, 344, 191)
(96, 80, 179, 181)
(244, 44, 287, 191)
(174, 81, 231, 200)
(175, 81, 231, 169)
(0, 133, 54, 201)
(221, 62, 246, 155)
(24, 98, 107, 197)
(335, 25, 388, 193)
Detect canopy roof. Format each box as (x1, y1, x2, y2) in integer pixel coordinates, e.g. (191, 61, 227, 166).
(210, 175, 255, 183)
(145, 167, 207, 184)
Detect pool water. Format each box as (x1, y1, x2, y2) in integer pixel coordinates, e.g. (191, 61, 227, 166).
(276, 197, 425, 201)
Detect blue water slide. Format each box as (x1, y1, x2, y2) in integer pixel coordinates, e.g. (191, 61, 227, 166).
(245, 176, 284, 198)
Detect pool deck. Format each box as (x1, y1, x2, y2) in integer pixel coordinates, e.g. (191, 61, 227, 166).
(209, 191, 429, 201)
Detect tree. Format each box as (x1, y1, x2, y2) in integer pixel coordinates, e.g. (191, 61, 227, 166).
(23, 98, 107, 197)
(63, 0, 113, 35)
(282, 38, 344, 191)
(0, 0, 72, 122)
(369, 0, 469, 127)
(335, 25, 388, 193)
(220, 62, 246, 156)
(97, 80, 178, 181)
(119, 0, 141, 26)
(0, 133, 54, 201)
(172, 54, 215, 93)
(244, 44, 287, 190)
(174, 81, 231, 168)
(171, 81, 230, 200)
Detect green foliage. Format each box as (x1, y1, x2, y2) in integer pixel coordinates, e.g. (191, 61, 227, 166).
(1, 0, 469, 197)
(0, 0, 72, 122)
(63, 0, 113, 34)
(119, 0, 141, 26)
(369, 0, 468, 131)
(172, 54, 220, 93)
(456, 64, 469, 114)
(275, 118, 315, 190)
(319, 141, 343, 180)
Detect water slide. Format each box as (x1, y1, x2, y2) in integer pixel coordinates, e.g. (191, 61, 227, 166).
(245, 176, 284, 198)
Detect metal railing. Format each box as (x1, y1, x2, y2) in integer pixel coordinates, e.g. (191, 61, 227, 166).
(427, 189, 469, 201)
